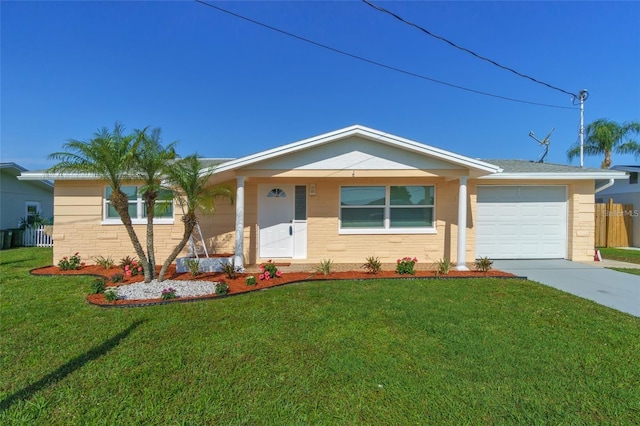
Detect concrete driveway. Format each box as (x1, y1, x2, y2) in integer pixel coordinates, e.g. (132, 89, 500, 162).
(493, 259, 640, 317)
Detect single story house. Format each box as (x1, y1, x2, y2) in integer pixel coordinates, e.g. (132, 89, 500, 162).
(1, 162, 53, 230)
(19, 125, 626, 269)
(596, 165, 639, 247)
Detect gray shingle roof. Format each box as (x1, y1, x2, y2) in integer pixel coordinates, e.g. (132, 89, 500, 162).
(482, 159, 606, 174)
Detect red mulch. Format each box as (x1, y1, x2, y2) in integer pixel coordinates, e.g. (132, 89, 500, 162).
(31, 264, 516, 307)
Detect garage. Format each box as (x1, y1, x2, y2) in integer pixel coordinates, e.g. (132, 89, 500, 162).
(476, 186, 567, 259)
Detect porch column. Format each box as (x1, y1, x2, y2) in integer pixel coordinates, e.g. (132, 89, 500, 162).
(234, 176, 245, 270)
(455, 176, 469, 271)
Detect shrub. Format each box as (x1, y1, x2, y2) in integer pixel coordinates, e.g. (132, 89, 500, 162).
(58, 252, 82, 271)
(316, 258, 334, 275)
(111, 273, 124, 283)
(259, 260, 282, 280)
(396, 257, 417, 275)
(474, 257, 493, 273)
(104, 289, 118, 302)
(185, 258, 201, 277)
(435, 258, 451, 276)
(119, 256, 142, 277)
(216, 281, 229, 295)
(161, 287, 177, 300)
(93, 255, 115, 269)
(91, 278, 107, 294)
(245, 275, 257, 286)
(361, 256, 382, 274)
(222, 261, 238, 279)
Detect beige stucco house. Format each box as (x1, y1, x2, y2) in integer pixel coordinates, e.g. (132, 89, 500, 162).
(20, 125, 626, 269)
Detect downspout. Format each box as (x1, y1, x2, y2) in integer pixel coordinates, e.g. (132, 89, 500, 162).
(595, 179, 615, 194)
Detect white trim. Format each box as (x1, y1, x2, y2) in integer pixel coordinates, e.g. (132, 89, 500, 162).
(455, 176, 469, 271)
(234, 176, 245, 269)
(101, 218, 175, 226)
(480, 171, 627, 180)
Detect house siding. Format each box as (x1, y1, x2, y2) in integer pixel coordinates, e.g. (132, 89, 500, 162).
(0, 168, 53, 229)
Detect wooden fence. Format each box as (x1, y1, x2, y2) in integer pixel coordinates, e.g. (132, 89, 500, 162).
(595, 200, 634, 247)
(22, 225, 54, 247)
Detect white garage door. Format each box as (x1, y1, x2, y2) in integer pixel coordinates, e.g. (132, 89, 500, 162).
(476, 186, 567, 259)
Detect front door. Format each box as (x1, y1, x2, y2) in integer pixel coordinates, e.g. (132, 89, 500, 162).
(259, 185, 294, 258)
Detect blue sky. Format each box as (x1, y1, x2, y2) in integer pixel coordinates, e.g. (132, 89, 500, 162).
(2, 1, 639, 171)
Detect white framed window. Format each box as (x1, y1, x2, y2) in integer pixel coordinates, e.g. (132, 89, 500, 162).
(339, 185, 435, 234)
(103, 186, 174, 225)
(25, 201, 42, 225)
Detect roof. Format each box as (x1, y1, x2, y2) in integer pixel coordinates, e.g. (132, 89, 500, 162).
(207, 124, 502, 176)
(479, 159, 627, 180)
(611, 165, 640, 173)
(2, 162, 54, 189)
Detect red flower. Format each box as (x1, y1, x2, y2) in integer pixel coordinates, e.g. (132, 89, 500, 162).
(259, 274, 265, 280)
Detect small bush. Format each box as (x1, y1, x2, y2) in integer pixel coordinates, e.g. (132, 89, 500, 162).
(259, 260, 282, 280)
(316, 258, 334, 275)
(58, 252, 82, 270)
(245, 275, 257, 286)
(93, 255, 115, 269)
(474, 257, 493, 273)
(361, 256, 382, 274)
(396, 257, 417, 275)
(185, 258, 201, 277)
(435, 258, 452, 276)
(216, 281, 229, 295)
(161, 287, 177, 300)
(119, 256, 142, 277)
(111, 273, 124, 283)
(222, 261, 238, 279)
(91, 278, 107, 294)
(104, 290, 118, 302)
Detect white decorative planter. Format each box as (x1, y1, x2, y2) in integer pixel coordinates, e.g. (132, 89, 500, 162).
(175, 256, 234, 273)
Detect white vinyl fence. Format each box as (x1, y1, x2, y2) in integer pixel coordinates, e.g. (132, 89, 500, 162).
(22, 225, 54, 247)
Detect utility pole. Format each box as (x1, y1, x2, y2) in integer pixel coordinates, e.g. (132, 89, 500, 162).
(578, 89, 589, 168)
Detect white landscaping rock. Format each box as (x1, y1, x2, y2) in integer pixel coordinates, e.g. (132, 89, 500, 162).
(113, 279, 218, 300)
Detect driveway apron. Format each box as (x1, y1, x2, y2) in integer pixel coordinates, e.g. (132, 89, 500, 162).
(493, 259, 640, 317)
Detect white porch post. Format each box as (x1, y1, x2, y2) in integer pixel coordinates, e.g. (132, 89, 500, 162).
(234, 176, 245, 270)
(455, 176, 469, 271)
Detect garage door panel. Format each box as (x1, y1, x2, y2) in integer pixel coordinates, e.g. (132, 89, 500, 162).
(476, 186, 567, 259)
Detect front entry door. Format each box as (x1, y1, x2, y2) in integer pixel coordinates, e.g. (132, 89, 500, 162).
(259, 185, 294, 258)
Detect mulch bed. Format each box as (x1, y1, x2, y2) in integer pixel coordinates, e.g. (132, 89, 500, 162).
(31, 265, 519, 308)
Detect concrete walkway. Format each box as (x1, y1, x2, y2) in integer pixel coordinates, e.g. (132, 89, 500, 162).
(493, 259, 640, 317)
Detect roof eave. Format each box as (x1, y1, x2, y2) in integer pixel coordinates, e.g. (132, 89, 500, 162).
(479, 171, 628, 180)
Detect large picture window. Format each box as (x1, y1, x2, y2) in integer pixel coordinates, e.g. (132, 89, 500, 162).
(340, 185, 435, 233)
(104, 186, 174, 224)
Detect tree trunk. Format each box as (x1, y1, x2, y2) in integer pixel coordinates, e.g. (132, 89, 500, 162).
(602, 149, 612, 169)
(111, 190, 152, 283)
(158, 212, 197, 282)
(144, 191, 157, 281)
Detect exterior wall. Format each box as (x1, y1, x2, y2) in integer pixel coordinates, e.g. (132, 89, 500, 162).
(51, 180, 237, 265)
(244, 176, 467, 265)
(0, 169, 53, 229)
(475, 179, 596, 261)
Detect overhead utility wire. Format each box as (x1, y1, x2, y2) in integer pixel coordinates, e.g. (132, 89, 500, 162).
(362, 0, 579, 99)
(194, 0, 577, 110)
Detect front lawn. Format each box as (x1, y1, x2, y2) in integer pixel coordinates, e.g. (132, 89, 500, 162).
(597, 247, 640, 264)
(1, 248, 639, 424)
(609, 267, 640, 276)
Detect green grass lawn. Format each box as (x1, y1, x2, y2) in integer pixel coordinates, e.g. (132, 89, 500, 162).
(597, 247, 640, 264)
(609, 268, 640, 276)
(1, 248, 639, 424)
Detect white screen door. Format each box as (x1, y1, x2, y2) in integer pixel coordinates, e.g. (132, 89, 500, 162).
(259, 185, 294, 258)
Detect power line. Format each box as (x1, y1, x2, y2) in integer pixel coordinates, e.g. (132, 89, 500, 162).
(194, 0, 578, 110)
(362, 0, 580, 99)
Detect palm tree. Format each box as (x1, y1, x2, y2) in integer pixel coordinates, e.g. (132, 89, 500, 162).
(132, 127, 177, 280)
(158, 155, 234, 282)
(47, 123, 153, 282)
(567, 119, 640, 169)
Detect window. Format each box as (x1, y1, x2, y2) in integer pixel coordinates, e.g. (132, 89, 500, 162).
(340, 185, 435, 233)
(104, 186, 173, 224)
(630, 172, 638, 185)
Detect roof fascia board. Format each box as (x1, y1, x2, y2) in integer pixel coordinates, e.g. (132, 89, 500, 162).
(479, 171, 628, 180)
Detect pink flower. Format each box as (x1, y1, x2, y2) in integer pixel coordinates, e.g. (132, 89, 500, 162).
(259, 265, 264, 271)
(125, 265, 130, 270)
(265, 271, 270, 278)
(265, 275, 270, 280)
(413, 257, 418, 263)
(125, 270, 132, 277)
(74, 252, 79, 256)
(397, 259, 401, 263)
(259, 274, 265, 280)
(81, 262, 86, 267)
(276, 270, 282, 277)
(138, 267, 142, 272)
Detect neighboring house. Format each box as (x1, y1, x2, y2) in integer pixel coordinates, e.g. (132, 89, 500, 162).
(1, 163, 53, 230)
(596, 165, 640, 247)
(19, 125, 626, 268)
